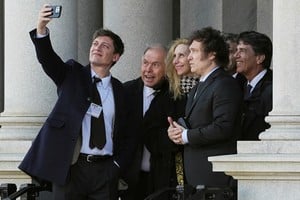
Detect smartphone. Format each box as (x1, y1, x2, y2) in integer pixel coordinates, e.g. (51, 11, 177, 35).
(48, 5, 62, 18)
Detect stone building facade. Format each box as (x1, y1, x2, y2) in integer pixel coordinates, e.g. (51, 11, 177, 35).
(2, 0, 300, 199)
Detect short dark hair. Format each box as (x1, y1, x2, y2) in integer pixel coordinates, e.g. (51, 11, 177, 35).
(222, 32, 238, 43)
(188, 27, 229, 68)
(92, 28, 124, 56)
(237, 31, 272, 69)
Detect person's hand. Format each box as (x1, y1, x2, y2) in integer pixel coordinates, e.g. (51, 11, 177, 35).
(37, 4, 53, 35)
(167, 117, 184, 145)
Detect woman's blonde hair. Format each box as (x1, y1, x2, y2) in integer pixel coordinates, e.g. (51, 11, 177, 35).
(166, 38, 189, 100)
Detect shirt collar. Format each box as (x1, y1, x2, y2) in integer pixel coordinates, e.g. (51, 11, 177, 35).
(232, 72, 238, 78)
(143, 85, 156, 97)
(248, 69, 267, 89)
(91, 69, 112, 89)
(200, 66, 219, 82)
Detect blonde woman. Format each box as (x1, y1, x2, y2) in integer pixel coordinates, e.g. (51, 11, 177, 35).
(166, 38, 199, 99)
(165, 38, 199, 188)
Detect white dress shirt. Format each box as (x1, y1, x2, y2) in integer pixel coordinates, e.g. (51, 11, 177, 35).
(80, 70, 115, 155)
(141, 86, 156, 172)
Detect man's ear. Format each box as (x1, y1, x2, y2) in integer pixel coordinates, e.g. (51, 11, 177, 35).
(208, 52, 216, 61)
(113, 54, 120, 62)
(256, 54, 265, 65)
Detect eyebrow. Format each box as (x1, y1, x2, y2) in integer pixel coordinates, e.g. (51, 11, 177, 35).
(237, 46, 247, 51)
(189, 47, 198, 51)
(93, 40, 112, 46)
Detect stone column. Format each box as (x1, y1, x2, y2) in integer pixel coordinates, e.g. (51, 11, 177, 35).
(209, 1, 300, 199)
(103, 0, 173, 82)
(222, 0, 257, 33)
(77, 0, 103, 65)
(0, 0, 3, 112)
(181, 0, 258, 37)
(257, 0, 273, 40)
(0, 0, 77, 186)
(181, 0, 222, 37)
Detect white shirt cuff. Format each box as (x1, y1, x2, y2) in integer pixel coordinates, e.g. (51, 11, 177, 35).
(36, 27, 49, 38)
(182, 129, 189, 144)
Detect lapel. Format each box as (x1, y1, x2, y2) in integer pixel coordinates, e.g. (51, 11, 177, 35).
(250, 69, 272, 99)
(111, 76, 123, 119)
(137, 78, 145, 118)
(185, 68, 222, 118)
(110, 76, 125, 140)
(132, 78, 144, 119)
(124, 78, 145, 120)
(80, 64, 93, 101)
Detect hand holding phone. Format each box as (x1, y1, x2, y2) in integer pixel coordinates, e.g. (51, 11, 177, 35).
(48, 5, 62, 18)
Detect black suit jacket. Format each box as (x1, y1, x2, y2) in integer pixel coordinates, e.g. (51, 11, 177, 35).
(143, 80, 186, 193)
(184, 68, 242, 187)
(19, 29, 131, 186)
(122, 78, 185, 198)
(235, 73, 247, 91)
(121, 78, 145, 188)
(241, 69, 273, 140)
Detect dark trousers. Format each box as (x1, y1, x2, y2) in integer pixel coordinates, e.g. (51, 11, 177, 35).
(136, 171, 152, 200)
(120, 170, 152, 200)
(53, 154, 119, 200)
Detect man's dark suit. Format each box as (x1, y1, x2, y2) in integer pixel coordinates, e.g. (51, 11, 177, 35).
(120, 78, 145, 199)
(235, 73, 247, 91)
(122, 78, 172, 200)
(241, 69, 273, 140)
(184, 68, 242, 188)
(19, 30, 131, 187)
(143, 80, 186, 199)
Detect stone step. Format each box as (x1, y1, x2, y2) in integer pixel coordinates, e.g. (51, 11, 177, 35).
(237, 140, 300, 154)
(0, 153, 25, 169)
(208, 153, 300, 180)
(0, 140, 31, 154)
(0, 153, 31, 190)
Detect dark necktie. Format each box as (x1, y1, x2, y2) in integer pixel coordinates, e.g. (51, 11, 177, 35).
(244, 84, 252, 99)
(193, 81, 204, 101)
(89, 76, 106, 149)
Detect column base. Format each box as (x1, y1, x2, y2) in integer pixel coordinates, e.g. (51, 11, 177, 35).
(208, 114, 300, 200)
(0, 116, 45, 188)
(209, 153, 300, 200)
(260, 115, 300, 140)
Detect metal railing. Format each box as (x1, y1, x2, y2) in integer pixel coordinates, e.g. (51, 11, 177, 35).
(144, 184, 234, 200)
(0, 183, 51, 200)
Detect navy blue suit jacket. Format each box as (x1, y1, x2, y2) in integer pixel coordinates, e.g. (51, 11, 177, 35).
(19, 30, 131, 186)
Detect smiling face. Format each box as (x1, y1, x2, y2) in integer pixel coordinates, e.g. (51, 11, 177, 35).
(173, 44, 191, 76)
(234, 41, 263, 80)
(89, 36, 120, 69)
(188, 40, 215, 76)
(141, 48, 166, 88)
